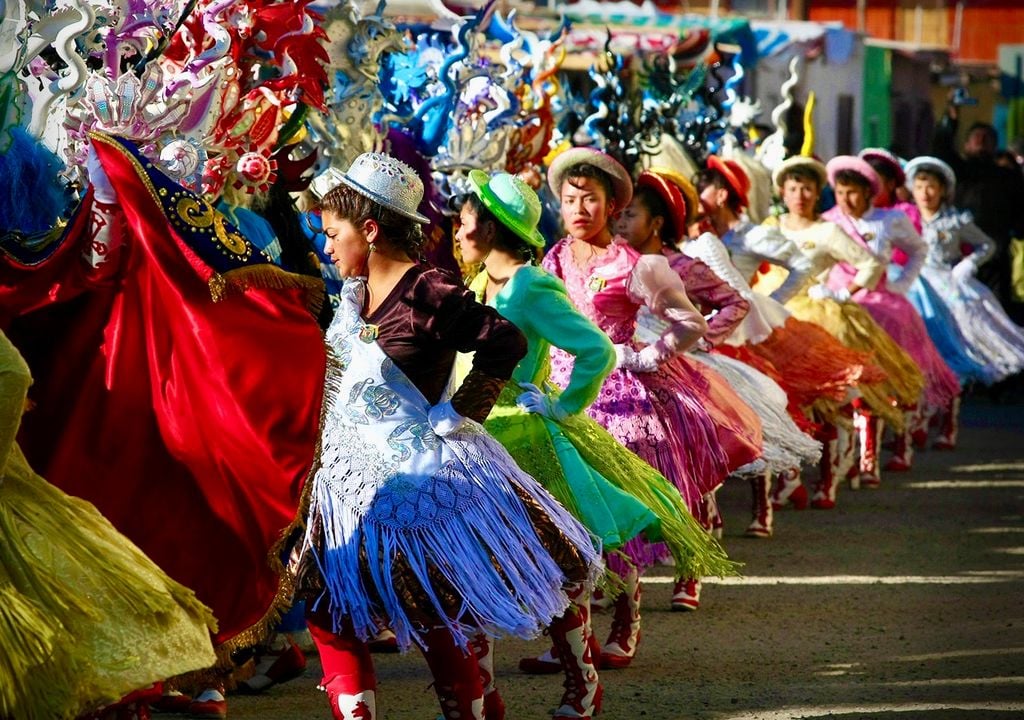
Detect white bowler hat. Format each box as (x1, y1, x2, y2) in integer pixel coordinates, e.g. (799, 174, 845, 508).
(904, 156, 957, 201)
(331, 152, 429, 224)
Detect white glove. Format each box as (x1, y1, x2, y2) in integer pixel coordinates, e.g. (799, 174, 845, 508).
(951, 257, 977, 284)
(87, 145, 118, 204)
(516, 382, 569, 421)
(427, 401, 467, 437)
(807, 284, 851, 303)
(613, 343, 661, 373)
(693, 337, 713, 353)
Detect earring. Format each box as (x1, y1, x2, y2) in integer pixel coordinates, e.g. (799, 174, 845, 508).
(368, 242, 377, 253)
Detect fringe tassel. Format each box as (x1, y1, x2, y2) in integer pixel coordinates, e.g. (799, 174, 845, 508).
(308, 435, 602, 652)
(559, 413, 741, 581)
(210, 265, 325, 317)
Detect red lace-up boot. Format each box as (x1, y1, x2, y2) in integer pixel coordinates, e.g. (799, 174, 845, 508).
(746, 471, 774, 538)
(771, 466, 808, 510)
(470, 633, 505, 720)
(934, 396, 961, 450)
(601, 572, 641, 668)
(550, 595, 602, 719)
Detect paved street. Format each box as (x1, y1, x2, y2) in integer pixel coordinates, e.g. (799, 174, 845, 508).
(230, 396, 1024, 720)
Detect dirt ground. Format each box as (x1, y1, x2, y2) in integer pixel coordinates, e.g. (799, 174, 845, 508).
(229, 397, 1024, 720)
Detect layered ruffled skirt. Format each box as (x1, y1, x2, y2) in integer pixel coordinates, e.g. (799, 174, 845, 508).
(785, 294, 925, 430)
(904, 275, 996, 385)
(852, 288, 961, 410)
(719, 316, 884, 428)
(690, 352, 821, 473)
(485, 383, 738, 581)
(920, 267, 1024, 383)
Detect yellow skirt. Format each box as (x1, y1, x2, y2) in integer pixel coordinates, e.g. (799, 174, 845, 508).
(1, 449, 217, 720)
(785, 294, 925, 431)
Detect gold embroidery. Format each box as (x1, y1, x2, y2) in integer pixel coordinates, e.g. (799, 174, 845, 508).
(88, 132, 251, 260)
(176, 197, 215, 228)
(212, 214, 249, 256)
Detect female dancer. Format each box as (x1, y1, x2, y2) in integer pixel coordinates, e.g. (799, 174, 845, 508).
(823, 156, 961, 461)
(695, 156, 813, 303)
(541, 147, 751, 617)
(859, 148, 923, 232)
(861, 150, 995, 395)
(299, 153, 601, 720)
(768, 157, 924, 506)
(617, 168, 819, 539)
(0, 330, 217, 720)
(906, 156, 1024, 403)
(678, 158, 883, 510)
(455, 170, 733, 703)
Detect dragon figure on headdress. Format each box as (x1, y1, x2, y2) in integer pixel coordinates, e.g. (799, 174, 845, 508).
(304, 0, 405, 173)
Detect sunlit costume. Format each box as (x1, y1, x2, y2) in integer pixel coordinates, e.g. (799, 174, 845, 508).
(766, 156, 924, 506)
(459, 171, 732, 712)
(297, 154, 600, 720)
(629, 169, 819, 540)
(823, 156, 961, 469)
(0, 328, 217, 720)
(905, 156, 1024, 393)
(542, 148, 748, 621)
(862, 149, 995, 388)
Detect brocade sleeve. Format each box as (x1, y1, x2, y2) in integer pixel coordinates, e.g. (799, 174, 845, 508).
(668, 253, 749, 347)
(626, 254, 708, 355)
(521, 269, 615, 416)
(745, 225, 813, 303)
(418, 271, 528, 423)
(959, 215, 997, 266)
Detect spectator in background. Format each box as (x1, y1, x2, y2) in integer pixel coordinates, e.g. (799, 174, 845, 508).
(932, 99, 1024, 324)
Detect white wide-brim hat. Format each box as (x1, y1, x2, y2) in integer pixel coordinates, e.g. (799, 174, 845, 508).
(330, 152, 429, 224)
(904, 156, 956, 201)
(546, 147, 633, 208)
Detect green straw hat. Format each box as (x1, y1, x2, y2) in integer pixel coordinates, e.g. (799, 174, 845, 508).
(468, 170, 546, 248)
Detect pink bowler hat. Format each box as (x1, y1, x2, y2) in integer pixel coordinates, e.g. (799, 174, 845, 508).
(826, 155, 881, 197)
